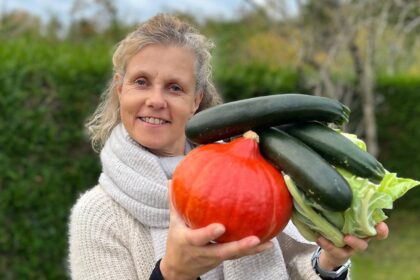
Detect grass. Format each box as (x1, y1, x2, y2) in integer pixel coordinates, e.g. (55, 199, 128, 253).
(351, 209, 420, 280)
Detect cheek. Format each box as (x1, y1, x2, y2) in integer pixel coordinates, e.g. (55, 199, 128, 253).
(172, 103, 195, 125)
(119, 95, 140, 116)
(119, 101, 130, 121)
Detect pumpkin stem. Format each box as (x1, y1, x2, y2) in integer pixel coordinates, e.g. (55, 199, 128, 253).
(243, 130, 260, 143)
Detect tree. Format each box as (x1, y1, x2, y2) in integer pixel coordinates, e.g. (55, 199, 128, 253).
(244, 0, 420, 156)
(0, 10, 42, 38)
(44, 15, 63, 39)
(69, 0, 121, 39)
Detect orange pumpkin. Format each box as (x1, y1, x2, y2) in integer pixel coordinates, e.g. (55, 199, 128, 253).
(172, 131, 292, 243)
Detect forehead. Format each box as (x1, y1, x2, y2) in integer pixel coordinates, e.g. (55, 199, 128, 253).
(125, 44, 196, 79)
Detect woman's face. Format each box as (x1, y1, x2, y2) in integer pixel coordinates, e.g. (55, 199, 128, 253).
(117, 44, 203, 156)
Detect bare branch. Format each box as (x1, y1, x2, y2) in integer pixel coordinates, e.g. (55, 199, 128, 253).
(376, 1, 392, 39)
(395, 1, 415, 32)
(403, 16, 420, 34)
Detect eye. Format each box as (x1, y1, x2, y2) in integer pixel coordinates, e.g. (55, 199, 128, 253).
(169, 84, 183, 93)
(135, 78, 147, 87)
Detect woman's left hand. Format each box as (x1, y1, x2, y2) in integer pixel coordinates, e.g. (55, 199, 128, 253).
(317, 222, 389, 271)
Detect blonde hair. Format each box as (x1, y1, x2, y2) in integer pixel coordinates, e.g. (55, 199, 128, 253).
(85, 14, 222, 151)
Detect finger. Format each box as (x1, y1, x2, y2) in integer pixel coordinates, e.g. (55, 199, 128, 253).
(316, 236, 340, 252)
(317, 237, 353, 259)
(184, 223, 226, 246)
(343, 235, 369, 252)
(235, 240, 274, 258)
(208, 236, 273, 260)
(374, 222, 389, 240)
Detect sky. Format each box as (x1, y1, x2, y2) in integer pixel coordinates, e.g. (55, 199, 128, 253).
(2, 0, 252, 26)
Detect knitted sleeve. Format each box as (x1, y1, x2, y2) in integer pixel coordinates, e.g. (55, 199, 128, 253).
(277, 230, 351, 280)
(277, 232, 322, 280)
(68, 186, 141, 280)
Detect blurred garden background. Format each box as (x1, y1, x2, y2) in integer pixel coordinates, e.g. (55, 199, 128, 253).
(1, 0, 419, 279)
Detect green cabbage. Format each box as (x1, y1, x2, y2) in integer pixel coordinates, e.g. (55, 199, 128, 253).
(285, 133, 419, 247)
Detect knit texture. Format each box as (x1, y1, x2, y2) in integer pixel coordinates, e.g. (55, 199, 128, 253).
(68, 124, 337, 279)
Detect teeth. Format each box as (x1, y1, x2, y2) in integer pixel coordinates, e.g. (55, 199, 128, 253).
(141, 117, 166, 125)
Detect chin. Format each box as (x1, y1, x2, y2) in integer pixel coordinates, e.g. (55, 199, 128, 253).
(135, 136, 162, 149)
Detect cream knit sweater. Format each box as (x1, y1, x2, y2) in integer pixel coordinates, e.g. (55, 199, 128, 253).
(69, 185, 328, 280)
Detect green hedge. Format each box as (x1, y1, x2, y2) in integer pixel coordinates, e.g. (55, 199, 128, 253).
(376, 75, 420, 209)
(0, 37, 111, 279)
(215, 63, 304, 101)
(1, 38, 419, 279)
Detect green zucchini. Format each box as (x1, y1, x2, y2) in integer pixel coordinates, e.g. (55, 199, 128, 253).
(281, 122, 385, 182)
(186, 94, 350, 144)
(258, 127, 353, 212)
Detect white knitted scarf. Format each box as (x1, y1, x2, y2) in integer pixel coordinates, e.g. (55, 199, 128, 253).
(99, 124, 300, 280)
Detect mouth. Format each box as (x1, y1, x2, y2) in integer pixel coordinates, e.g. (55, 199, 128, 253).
(139, 116, 170, 125)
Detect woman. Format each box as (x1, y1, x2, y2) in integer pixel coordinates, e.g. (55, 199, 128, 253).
(68, 14, 388, 280)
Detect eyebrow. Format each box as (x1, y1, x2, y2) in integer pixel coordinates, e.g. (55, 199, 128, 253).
(125, 69, 150, 80)
(126, 69, 191, 86)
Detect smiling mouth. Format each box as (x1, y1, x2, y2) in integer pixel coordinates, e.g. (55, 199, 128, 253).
(139, 117, 169, 125)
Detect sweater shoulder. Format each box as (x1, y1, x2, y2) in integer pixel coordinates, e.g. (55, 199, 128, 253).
(69, 185, 125, 239)
(69, 185, 155, 280)
(69, 185, 150, 241)
(70, 185, 117, 219)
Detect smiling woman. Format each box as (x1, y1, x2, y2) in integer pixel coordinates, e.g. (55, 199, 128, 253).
(67, 13, 386, 280)
(116, 44, 203, 156)
(84, 15, 221, 153)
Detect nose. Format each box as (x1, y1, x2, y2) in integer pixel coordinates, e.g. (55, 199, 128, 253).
(145, 87, 167, 109)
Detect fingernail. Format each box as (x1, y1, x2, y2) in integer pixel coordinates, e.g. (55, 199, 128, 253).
(213, 225, 225, 236)
(248, 237, 260, 246)
(262, 242, 274, 252)
(266, 241, 274, 249)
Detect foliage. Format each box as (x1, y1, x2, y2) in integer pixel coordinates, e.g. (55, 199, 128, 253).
(376, 75, 420, 175)
(0, 17, 419, 279)
(214, 63, 304, 102)
(0, 36, 111, 279)
(376, 75, 420, 209)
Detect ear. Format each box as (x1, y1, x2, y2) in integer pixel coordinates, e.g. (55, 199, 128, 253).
(114, 73, 123, 98)
(192, 92, 204, 114)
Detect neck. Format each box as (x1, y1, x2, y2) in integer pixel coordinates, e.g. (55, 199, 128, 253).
(148, 138, 188, 157)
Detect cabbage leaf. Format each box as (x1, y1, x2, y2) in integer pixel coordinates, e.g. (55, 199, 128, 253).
(285, 132, 419, 247)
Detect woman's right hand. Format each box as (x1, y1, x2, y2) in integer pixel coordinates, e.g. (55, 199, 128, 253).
(160, 183, 273, 280)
